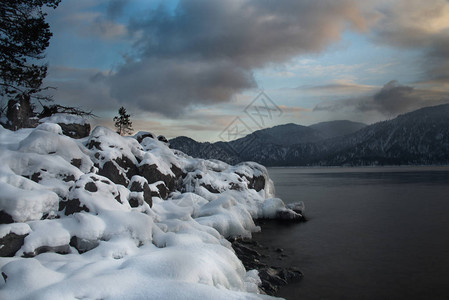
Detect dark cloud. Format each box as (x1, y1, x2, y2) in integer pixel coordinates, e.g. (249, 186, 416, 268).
(108, 58, 255, 116)
(108, 0, 367, 116)
(371, 80, 420, 114)
(314, 80, 449, 116)
(44, 67, 118, 111)
(106, 0, 129, 20)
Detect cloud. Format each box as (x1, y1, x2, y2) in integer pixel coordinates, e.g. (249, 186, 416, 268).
(372, 0, 449, 84)
(107, 0, 368, 116)
(44, 66, 119, 112)
(314, 80, 449, 116)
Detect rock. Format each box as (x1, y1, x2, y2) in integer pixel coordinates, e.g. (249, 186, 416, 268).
(0, 211, 14, 224)
(138, 164, 176, 194)
(286, 201, 305, 215)
(231, 237, 303, 296)
(98, 160, 128, 186)
(97, 155, 139, 186)
(59, 198, 90, 216)
(135, 131, 155, 143)
(0, 233, 28, 257)
(155, 182, 169, 200)
(84, 182, 98, 192)
(128, 176, 153, 207)
(157, 135, 169, 145)
(128, 197, 142, 208)
(70, 236, 99, 254)
(200, 183, 220, 193)
(71, 158, 82, 169)
(23, 244, 71, 257)
(275, 208, 304, 222)
(58, 123, 91, 139)
(235, 172, 265, 192)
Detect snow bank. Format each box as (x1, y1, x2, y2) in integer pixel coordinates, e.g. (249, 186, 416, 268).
(0, 123, 293, 299)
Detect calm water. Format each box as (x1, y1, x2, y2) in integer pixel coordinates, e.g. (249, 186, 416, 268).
(254, 166, 449, 300)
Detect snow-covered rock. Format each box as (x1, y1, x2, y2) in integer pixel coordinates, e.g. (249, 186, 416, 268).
(39, 113, 91, 139)
(0, 122, 294, 299)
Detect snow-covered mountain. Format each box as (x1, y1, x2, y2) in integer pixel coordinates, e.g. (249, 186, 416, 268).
(171, 104, 449, 166)
(0, 115, 302, 299)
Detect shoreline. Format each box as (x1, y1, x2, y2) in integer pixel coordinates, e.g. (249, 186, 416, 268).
(230, 218, 306, 297)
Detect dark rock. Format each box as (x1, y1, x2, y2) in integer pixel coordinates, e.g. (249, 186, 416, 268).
(258, 268, 288, 294)
(115, 192, 122, 204)
(200, 183, 220, 194)
(30, 172, 42, 183)
(128, 197, 141, 208)
(139, 164, 175, 191)
(84, 182, 98, 192)
(231, 237, 303, 296)
(62, 174, 76, 182)
(0, 233, 28, 257)
(70, 236, 99, 253)
(157, 135, 169, 144)
(276, 209, 304, 222)
(229, 182, 243, 191)
(71, 158, 82, 169)
(87, 140, 102, 150)
(235, 172, 265, 192)
(2, 272, 7, 282)
(59, 198, 90, 216)
(142, 183, 153, 207)
(23, 244, 71, 257)
(135, 132, 155, 143)
(58, 122, 90, 139)
(0, 211, 14, 224)
(156, 182, 169, 200)
(129, 177, 153, 207)
(129, 180, 145, 192)
(98, 161, 128, 186)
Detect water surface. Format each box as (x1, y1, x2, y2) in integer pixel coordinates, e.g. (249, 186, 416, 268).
(254, 166, 449, 300)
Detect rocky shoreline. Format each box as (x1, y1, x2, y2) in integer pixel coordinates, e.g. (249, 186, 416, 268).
(231, 214, 306, 296)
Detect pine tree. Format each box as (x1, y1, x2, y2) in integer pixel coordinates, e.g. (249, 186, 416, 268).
(0, 0, 61, 129)
(0, 0, 61, 101)
(113, 106, 133, 135)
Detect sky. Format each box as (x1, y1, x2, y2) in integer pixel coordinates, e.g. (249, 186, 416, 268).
(43, 0, 449, 142)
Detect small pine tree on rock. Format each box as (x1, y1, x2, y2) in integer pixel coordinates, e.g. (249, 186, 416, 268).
(113, 106, 133, 136)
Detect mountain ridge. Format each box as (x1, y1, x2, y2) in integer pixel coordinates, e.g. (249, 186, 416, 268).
(170, 104, 449, 166)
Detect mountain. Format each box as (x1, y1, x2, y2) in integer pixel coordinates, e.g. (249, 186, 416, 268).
(309, 120, 367, 139)
(170, 104, 449, 166)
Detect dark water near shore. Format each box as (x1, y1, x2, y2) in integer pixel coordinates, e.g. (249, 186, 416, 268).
(255, 166, 449, 300)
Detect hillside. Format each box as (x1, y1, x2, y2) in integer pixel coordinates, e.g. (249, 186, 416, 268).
(0, 117, 301, 299)
(170, 104, 449, 166)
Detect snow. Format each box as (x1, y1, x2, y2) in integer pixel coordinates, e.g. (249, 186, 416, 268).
(39, 113, 87, 125)
(0, 122, 292, 299)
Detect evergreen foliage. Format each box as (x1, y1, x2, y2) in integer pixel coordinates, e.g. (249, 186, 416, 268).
(113, 106, 133, 135)
(0, 0, 61, 102)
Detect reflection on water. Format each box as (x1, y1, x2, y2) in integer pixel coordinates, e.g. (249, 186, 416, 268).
(254, 166, 449, 300)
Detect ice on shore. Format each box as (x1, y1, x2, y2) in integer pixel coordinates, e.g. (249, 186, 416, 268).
(0, 122, 294, 299)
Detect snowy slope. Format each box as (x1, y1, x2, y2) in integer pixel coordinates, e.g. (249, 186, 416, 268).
(0, 122, 300, 299)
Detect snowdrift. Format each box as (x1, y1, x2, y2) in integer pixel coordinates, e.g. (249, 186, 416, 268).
(0, 119, 300, 299)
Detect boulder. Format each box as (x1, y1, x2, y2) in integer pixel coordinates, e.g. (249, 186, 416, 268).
(0, 233, 28, 257)
(70, 236, 99, 254)
(58, 123, 91, 139)
(59, 198, 90, 216)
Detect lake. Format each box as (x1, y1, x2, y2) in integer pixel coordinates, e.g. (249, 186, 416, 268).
(254, 166, 449, 300)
